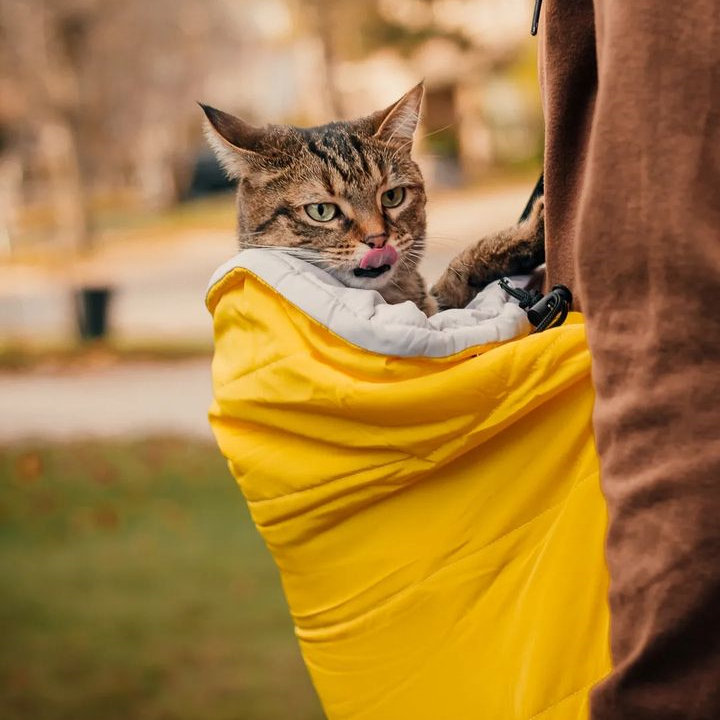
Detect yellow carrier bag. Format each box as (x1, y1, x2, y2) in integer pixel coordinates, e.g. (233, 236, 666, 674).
(207, 250, 611, 720)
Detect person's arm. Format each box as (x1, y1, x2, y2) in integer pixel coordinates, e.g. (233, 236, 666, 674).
(574, 2, 720, 717)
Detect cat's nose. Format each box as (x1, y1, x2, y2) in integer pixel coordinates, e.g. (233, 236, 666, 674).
(364, 233, 387, 248)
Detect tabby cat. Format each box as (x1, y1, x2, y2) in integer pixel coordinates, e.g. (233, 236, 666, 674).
(201, 83, 544, 315)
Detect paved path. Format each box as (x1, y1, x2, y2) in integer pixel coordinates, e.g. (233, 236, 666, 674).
(0, 183, 532, 442)
(0, 359, 213, 442)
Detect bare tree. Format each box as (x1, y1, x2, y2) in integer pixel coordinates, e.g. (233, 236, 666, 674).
(0, 0, 245, 253)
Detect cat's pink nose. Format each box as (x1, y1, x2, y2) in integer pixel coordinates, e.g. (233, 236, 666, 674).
(364, 233, 387, 248)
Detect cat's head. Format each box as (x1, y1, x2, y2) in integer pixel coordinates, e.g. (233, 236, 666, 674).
(200, 83, 426, 291)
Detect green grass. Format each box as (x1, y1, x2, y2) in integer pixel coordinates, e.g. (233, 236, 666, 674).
(0, 439, 324, 720)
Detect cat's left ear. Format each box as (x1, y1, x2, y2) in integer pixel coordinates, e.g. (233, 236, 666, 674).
(199, 103, 267, 179)
(371, 82, 424, 148)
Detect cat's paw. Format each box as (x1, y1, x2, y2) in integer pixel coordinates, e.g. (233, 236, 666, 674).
(430, 259, 475, 311)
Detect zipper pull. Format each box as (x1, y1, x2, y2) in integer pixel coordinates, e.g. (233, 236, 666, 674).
(531, 0, 543, 36)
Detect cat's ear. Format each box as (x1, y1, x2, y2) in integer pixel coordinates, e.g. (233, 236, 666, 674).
(199, 103, 266, 179)
(370, 82, 424, 147)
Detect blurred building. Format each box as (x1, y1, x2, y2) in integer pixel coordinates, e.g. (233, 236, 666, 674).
(0, 0, 541, 257)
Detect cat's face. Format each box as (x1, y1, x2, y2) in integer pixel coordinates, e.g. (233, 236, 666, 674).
(201, 84, 426, 291)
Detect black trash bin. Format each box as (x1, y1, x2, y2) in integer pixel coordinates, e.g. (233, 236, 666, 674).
(75, 286, 113, 340)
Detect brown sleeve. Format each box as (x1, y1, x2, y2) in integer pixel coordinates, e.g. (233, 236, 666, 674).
(539, 0, 598, 296)
(569, 1, 720, 717)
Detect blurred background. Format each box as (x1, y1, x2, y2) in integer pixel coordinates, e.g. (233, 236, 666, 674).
(0, 1, 542, 717)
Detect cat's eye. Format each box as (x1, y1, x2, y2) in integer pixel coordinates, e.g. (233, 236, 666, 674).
(305, 202, 339, 222)
(381, 187, 406, 208)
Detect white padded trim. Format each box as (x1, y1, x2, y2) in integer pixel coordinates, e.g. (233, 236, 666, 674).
(207, 250, 529, 358)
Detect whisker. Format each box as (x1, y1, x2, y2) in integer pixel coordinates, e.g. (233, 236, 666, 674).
(417, 122, 456, 143)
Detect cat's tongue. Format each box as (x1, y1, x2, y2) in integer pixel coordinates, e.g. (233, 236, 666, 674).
(359, 245, 398, 269)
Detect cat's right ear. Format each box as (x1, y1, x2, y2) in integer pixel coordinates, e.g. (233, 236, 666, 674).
(199, 103, 266, 179)
(369, 82, 424, 148)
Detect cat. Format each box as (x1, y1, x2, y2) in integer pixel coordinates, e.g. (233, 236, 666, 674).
(201, 82, 544, 316)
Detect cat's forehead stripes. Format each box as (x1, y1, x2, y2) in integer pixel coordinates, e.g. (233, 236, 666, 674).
(348, 134, 372, 176)
(306, 137, 349, 182)
(296, 125, 391, 189)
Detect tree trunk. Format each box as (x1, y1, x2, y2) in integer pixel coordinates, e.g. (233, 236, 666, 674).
(41, 118, 94, 254)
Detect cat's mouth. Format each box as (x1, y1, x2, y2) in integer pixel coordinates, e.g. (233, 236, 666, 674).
(353, 245, 398, 280)
(353, 264, 392, 279)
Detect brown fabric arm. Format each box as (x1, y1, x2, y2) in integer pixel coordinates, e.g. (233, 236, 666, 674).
(572, 1, 720, 717)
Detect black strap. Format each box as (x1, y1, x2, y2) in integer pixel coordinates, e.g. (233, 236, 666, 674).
(531, 0, 543, 36)
(518, 173, 544, 222)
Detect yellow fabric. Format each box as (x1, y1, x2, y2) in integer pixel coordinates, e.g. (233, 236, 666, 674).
(208, 268, 612, 720)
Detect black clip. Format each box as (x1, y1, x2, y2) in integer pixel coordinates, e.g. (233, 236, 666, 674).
(500, 279, 572, 333)
(531, 0, 543, 36)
